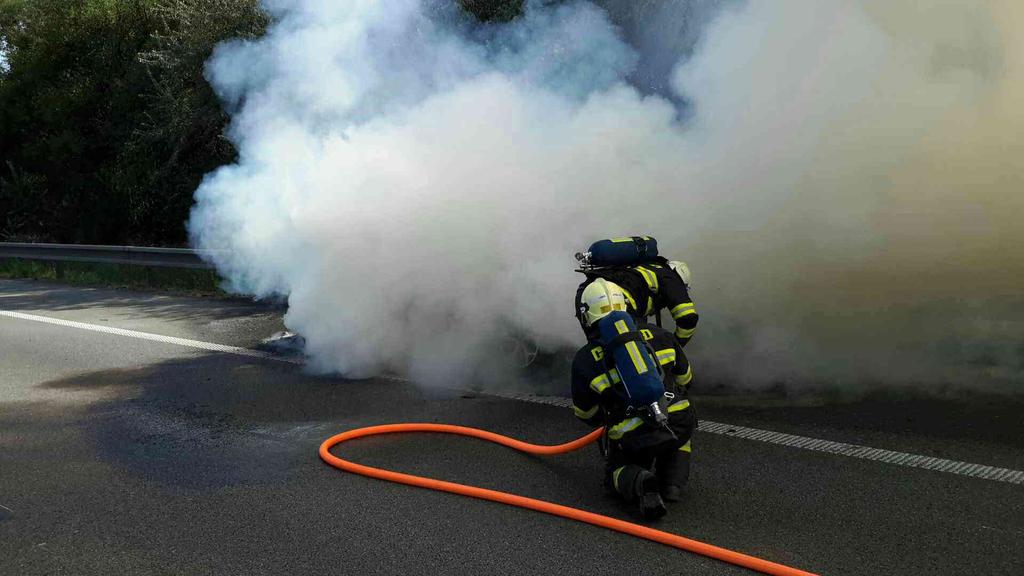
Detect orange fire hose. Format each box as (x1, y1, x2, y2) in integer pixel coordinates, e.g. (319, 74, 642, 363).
(319, 423, 818, 576)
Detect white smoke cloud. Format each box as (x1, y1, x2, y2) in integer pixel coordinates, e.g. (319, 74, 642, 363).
(191, 0, 1023, 392)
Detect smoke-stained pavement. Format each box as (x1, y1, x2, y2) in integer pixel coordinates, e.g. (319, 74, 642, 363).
(1, 279, 1022, 575)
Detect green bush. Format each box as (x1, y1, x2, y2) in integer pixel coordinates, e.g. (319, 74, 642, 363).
(0, 257, 224, 293)
(0, 0, 266, 246)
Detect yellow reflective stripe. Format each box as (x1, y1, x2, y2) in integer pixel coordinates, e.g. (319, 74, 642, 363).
(655, 348, 676, 365)
(633, 266, 650, 286)
(573, 404, 600, 420)
(590, 374, 611, 393)
(609, 369, 621, 384)
(625, 341, 648, 374)
(667, 399, 691, 413)
(620, 287, 638, 312)
(674, 366, 693, 386)
(612, 466, 626, 490)
(672, 308, 697, 320)
(635, 266, 658, 292)
(641, 267, 658, 291)
(610, 237, 633, 243)
(671, 301, 695, 313)
(670, 302, 695, 319)
(613, 319, 648, 373)
(679, 440, 692, 453)
(645, 296, 654, 317)
(608, 417, 644, 440)
(675, 326, 696, 339)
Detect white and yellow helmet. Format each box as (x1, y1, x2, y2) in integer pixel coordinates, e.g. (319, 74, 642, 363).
(579, 278, 627, 327)
(668, 260, 691, 288)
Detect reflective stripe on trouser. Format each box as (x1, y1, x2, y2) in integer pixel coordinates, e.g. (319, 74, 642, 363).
(668, 399, 690, 413)
(607, 417, 644, 440)
(612, 466, 625, 490)
(609, 464, 648, 502)
(573, 404, 599, 420)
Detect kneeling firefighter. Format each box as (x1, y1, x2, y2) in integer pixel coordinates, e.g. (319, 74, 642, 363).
(574, 236, 698, 389)
(570, 278, 696, 520)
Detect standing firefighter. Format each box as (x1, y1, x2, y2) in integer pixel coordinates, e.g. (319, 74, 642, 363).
(570, 278, 696, 520)
(574, 236, 698, 390)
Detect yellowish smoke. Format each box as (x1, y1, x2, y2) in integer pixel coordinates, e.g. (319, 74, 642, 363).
(675, 1, 1024, 388)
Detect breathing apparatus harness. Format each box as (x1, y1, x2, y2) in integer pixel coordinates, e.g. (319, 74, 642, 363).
(602, 329, 668, 407)
(575, 235, 666, 328)
(591, 311, 678, 447)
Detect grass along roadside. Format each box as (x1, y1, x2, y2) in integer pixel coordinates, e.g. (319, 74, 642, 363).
(0, 258, 226, 296)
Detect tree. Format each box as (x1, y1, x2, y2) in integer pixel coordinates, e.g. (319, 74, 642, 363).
(0, 0, 158, 243)
(119, 0, 268, 245)
(0, 0, 266, 245)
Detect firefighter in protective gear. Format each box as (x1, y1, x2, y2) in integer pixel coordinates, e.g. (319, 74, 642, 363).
(571, 279, 696, 520)
(575, 255, 698, 392)
(575, 258, 698, 347)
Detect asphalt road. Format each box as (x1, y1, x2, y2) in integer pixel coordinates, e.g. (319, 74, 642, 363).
(1, 278, 1022, 575)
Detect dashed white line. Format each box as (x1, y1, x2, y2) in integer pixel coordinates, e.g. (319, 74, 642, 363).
(484, 392, 1024, 486)
(4, 309, 1022, 486)
(0, 310, 301, 364)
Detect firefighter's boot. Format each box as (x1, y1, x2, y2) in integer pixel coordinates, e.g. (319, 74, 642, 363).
(656, 447, 691, 503)
(613, 465, 666, 520)
(634, 469, 667, 520)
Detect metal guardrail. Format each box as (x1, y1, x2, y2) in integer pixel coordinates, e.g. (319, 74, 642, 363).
(0, 242, 220, 270)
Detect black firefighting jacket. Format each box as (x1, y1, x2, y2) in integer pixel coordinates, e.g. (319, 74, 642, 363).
(575, 259, 698, 347)
(570, 323, 694, 451)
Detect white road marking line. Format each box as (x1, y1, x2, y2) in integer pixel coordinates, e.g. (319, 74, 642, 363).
(0, 310, 301, 364)
(4, 309, 1022, 486)
(485, 392, 1024, 486)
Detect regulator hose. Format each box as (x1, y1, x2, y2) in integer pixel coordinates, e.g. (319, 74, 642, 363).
(319, 423, 817, 576)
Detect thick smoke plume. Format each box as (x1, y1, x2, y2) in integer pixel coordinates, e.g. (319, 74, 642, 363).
(190, 0, 1023, 392)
